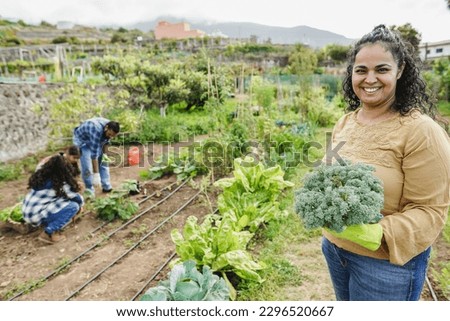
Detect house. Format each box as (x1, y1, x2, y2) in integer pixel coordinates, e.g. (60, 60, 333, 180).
(154, 21, 205, 40)
(418, 40, 450, 61)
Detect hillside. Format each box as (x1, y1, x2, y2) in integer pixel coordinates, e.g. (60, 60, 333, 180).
(127, 17, 355, 48)
(1, 16, 353, 48)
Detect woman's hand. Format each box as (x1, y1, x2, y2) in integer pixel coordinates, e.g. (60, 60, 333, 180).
(325, 223, 383, 251)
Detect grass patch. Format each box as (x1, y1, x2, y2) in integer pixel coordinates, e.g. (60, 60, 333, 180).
(437, 100, 450, 117)
(442, 210, 450, 243)
(3, 279, 46, 300)
(429, 209, 450, 300)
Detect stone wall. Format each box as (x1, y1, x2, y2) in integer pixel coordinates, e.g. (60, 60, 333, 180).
(0, 83, 53, 162)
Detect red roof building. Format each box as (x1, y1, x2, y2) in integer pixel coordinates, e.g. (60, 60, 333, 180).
(154, 21, 205, 40)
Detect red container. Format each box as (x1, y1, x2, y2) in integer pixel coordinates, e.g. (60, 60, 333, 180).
(128, 146, 140, 166)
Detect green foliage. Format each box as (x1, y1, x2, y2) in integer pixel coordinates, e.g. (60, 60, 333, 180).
(251, 76, 276, 110)
(237, 257, 303, 301)
(43, 84, 114, 143)
(0, 203, 24, 223)
(133, 109, 215, 144)
(292, 85, 343, 126)
(235, 43, 275, 55)
(443, 210, 450, 243)
(118, 179, 140, 195)
(288, 44, 318, 75)
(0, 163, 22, 182)
(431, 58, 450, 102)
(263, 127, 309, 173)
(106, 107, 140, 134)
(52, 36, 68, 44)
(92, 52, 231, 113)
(294, 160, 384, 232)
(145, 150, 208, 181)
(92, 56, 199, 114)
(111, 33, 127, 44)
(5, 60, 32, 75)
(40, 21, 55, 28)
(171, 214, 265, 285)
(180, 70, 209, 110)
(389, 23, 421, 53)
(214, 157, 294, 232)
(431, 208, 450, 300)
(140, 260, 230, 301)
(435, 263, 450, 299)
(321, 44, 351, 64)
(92, 192, 139, 221)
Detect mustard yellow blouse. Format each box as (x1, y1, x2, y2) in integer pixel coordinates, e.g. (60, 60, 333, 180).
(323, 109, 450, 265)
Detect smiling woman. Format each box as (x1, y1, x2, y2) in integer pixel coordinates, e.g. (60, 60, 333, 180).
(322, 24, 450, 301)
(352, 43, 403, 124)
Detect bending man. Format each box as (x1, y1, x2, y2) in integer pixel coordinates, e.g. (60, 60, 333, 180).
(73, 117, 120, 196)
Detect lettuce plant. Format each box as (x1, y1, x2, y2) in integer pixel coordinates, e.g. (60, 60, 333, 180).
(214, 157, 294, 232)
(294, 160, 384, 232)
(0, 203, 24, 223)
(171, 214, 264, 282)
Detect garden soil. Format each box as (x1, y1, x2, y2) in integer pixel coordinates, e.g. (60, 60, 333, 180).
(0, 143, 447, 301)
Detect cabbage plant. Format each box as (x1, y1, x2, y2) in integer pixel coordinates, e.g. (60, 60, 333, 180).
(140, 260, 229, 301)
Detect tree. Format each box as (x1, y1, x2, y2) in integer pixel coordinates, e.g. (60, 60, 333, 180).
(111, 33, 127, 43)
(92, 56, 189, 117)
(40, 20, 54, 28)
(140, 63, 189, 117)
(432, 58, 450, 102)
(389, 23, 421, 53)
(288, 44, 318, 75)
(52, 36, 68, 44)
(321, 44, 350, 65)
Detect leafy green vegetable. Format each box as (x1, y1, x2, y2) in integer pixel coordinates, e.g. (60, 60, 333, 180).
(0, 203, 24, 223)
(140, 260, 230, 301)
(146, 151, 207, 181)
(214, 157, 294, 232)
(119, 179, 140, 195)
(171, 214, 264, 285)
(294, 160, 384, 232)
(93, 192, 138, 221)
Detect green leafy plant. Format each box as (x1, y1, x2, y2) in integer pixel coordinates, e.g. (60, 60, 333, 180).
(294, 160, 384, 232)
(171, 214, 264, 299)
(434, 262, 450, 299)
(140, 260, 230, 301)
(0, 164, 22, 182)
(119, 179, 140, 195)
(92, 193, 138, 221)
(146, 152, 208, 181)
(0, 203, 24, 223)
(214, 157, 294, 232)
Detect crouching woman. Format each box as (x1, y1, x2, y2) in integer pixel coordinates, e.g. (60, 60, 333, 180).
(22, 154, 84, 244)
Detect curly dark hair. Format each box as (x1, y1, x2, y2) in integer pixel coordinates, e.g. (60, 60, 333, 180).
(28, 154, 80, 198)
(342, 24, 436, 119)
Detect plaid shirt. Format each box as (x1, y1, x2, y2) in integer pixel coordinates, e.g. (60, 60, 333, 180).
(73, 117, 110, 159)
(22, 180, 84, 226)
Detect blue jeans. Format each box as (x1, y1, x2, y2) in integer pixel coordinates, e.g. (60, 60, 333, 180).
(322, 237, 430, 301)
(79, 145, 112, 194)
(42, 202, 80, 234)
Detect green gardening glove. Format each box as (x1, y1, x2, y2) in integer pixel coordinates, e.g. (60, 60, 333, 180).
(325, 223, 383, 251)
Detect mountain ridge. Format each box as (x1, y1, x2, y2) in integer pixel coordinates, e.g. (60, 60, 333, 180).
(125, 16, 355, 48)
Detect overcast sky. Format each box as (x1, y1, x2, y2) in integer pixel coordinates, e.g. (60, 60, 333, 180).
(1, 0, 449, 43)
